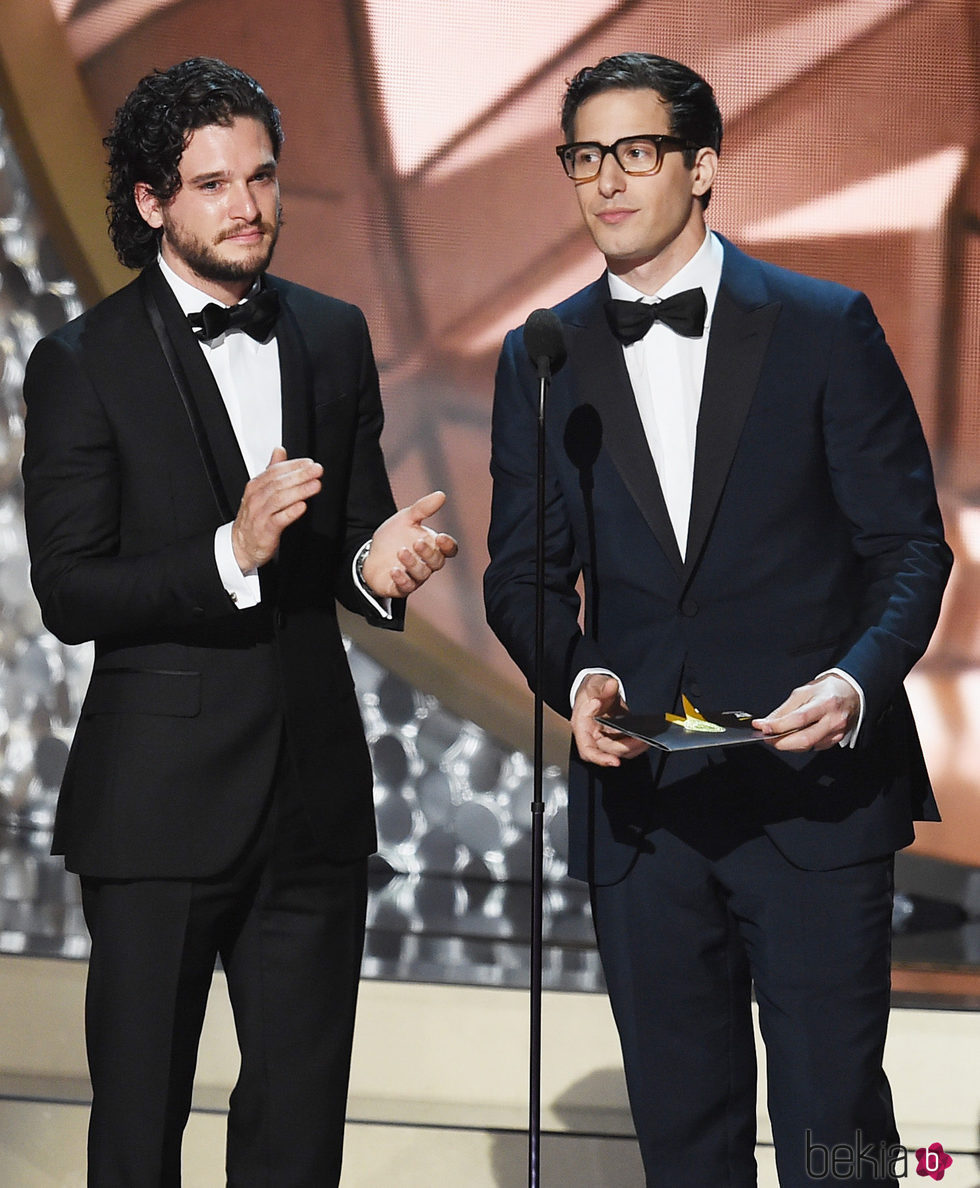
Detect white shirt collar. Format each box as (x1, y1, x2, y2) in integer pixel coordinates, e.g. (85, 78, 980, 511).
(606, 230, 724, 319)
(157, 253, 260, 317)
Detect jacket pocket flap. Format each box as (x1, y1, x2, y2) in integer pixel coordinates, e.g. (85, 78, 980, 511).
(82, 669, 201, 717)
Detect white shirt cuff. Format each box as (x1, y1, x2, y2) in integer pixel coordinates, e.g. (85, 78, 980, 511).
(214, 523, 260, 609)
(353, 541, 392, 620)
(570, 668, 625, 709)
(820, 667, 866, 748)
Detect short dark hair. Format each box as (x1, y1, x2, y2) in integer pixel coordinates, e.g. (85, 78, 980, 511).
(561, 52, 722, 207)
(104, 57, 283, 269)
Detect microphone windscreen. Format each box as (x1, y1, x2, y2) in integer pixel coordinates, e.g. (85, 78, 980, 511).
(523, 309, 567, 378)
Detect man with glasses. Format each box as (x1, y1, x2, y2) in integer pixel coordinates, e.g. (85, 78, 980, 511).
(485, 52, 950, 1185)
(23, 58, 456, 1185)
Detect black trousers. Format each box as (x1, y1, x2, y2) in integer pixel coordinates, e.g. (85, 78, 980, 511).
(591, 788, 898, 1188)
(80, 756, 368, 1187)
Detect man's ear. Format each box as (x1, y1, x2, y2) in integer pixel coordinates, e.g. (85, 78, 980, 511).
(133, 182, 164, 229)
(691, 147, 718, 200)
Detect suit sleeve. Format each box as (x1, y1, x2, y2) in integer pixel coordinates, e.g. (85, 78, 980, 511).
(484, 328, 607, 716)
(327, 305, 403, 631)
(821, 291, 952, 726)
(22, 333, 235, 645)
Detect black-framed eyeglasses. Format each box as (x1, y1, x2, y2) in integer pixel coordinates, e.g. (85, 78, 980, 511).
(555, 134, 696, 181)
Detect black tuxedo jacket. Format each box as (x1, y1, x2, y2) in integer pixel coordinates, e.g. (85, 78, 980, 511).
(485, 236, 952, 884)
(23, 264, 401, 879)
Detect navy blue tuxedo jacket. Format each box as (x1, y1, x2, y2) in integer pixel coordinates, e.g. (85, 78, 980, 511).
(485, 236, 952, 884)
(23, 264, 400, 879)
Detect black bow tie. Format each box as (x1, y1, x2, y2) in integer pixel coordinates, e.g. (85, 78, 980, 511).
(604, 287, 707, 344)
(187, 288, 280, 342)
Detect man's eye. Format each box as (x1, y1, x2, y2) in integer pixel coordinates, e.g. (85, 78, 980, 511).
(622, 142, 655, 162)
(574, 147, 600, 166)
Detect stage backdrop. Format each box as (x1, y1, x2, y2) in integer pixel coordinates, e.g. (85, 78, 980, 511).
(2, 0, 979, 870)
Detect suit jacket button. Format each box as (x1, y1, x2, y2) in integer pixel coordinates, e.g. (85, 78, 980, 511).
(681, 598, 699, 617)
(192, 606, 205, 618)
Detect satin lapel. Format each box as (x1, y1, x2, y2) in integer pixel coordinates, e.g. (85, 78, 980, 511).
(142, 265, 250, 511)
(265, 281, 312, 583)
(269, 281, 313, 461)
(574, 285, 684, 577)
(684, 269, 780, 579)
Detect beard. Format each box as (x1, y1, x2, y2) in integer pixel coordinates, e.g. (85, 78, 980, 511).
(160, 205, 282, 285)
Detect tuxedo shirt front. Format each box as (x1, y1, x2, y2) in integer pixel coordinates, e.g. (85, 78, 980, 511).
(609, 229, 723, 556)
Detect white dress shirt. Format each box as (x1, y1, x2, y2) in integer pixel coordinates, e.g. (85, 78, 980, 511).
(608, 230, 723, 560)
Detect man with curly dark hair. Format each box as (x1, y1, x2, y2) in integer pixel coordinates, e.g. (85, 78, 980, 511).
(103, 57, 285, 272)
(22, 57, 456, 1185)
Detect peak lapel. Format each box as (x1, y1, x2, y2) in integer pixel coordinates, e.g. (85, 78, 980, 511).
(141, 266, 251, 515)
(684, 265, 780, 579)
(264, 282, 313, 580)
(268, 281, 313, 462)
(574, 286, 684, 577)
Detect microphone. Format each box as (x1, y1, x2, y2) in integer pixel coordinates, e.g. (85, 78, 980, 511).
(523, 309, 567, 379)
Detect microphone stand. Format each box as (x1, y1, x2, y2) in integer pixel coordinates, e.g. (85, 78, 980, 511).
(520, 309, 566, 1188)
(529, 358, 548, 1188)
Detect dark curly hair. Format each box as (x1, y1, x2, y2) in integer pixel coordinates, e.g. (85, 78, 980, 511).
(560, 53, 722, 208)
(104, 57, 283, 269)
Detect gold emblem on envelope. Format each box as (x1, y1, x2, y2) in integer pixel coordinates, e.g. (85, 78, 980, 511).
(665, 694, 726, 733)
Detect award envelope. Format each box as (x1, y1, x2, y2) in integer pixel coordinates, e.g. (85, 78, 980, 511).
(597, 696, 775, 753)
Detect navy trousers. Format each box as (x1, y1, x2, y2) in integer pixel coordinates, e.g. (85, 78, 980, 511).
(590, 778, 898, 1187)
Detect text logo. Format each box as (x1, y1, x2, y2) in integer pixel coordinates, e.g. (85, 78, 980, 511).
(805, 1130, 907, 1180)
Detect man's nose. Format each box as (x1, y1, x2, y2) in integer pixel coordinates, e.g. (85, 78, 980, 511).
(596, 152, 627, 196)
(229, 180, 259, 221)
